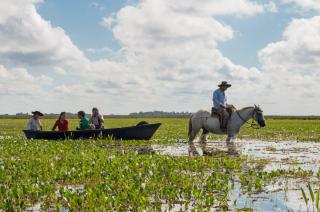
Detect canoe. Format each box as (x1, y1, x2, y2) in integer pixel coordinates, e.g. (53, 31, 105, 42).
(72, 129, 102, 139)
(23, 130, 71, 140)
(102, 123, 161, 140)
(23, 123, 161, 140)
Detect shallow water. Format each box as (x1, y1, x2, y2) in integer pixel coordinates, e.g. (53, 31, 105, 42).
(153, 140, 320, 173)
(153, 140, 320, 211)
(229, 179, 318, 212)
(24, 140, 320, 211)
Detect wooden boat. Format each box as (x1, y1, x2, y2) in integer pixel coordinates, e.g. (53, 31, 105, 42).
(102, 123, 161, 140)
(23, 123, 161, 140)
(23, 130, 71, 140)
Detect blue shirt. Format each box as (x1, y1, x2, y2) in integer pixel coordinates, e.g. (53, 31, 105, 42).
(213, 88, 227, 110)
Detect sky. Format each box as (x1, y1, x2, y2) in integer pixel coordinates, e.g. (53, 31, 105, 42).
(0, 0, 320, 115)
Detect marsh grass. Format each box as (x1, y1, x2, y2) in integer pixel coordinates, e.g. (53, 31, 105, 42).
(0, 118, 319, 210)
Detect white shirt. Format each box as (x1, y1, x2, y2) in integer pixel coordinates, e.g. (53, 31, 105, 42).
(26, 118, 42, 131)
(90, 114, 104, 126)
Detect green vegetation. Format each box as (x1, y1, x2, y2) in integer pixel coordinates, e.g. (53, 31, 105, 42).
(1, 118, 320, 142)
(301, 183, 320, 212)
(0, 118, 319, 210)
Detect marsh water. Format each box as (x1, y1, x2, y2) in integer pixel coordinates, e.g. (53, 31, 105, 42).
(154, 140, 320, 211)
(25, 140, 320, 211)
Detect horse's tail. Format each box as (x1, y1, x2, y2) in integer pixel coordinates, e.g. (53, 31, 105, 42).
(188, 114, 193, 137)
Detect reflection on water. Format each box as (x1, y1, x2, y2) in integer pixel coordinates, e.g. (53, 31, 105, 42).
(153, 140, 320, 173)
(153, 139, 320, 211)
(25, 140, 319, 211)
(229, 180, 309, 212)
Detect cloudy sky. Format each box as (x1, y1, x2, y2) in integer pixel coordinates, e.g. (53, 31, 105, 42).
(0, 0, 319, 115)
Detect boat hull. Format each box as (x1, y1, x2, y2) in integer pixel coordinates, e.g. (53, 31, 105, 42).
(23, 123, 161, 140)
(102, 123, 161, 140)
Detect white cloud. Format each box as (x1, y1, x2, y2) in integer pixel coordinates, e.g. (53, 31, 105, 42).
(91, 2, 105, 11)
(104, 0, 265, 97)
(53, 67, 67, 76)
(101, 15, 116, 29)
(0, 0, 90, 71)
(259, 16, 320, 72)
(264, 2, 278, 13)
(281, 0, 320, 12)
(24, 0, 289, 114)
(0, 0, 319, 115)
(0, 65, 51, 95)
(166, 0, 266, 17)
(258, 16, 320, 114)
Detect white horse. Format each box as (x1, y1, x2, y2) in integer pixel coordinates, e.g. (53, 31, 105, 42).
(188, 105, 266, 154)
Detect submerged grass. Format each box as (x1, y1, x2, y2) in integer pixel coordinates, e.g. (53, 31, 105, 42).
(0, 118, 319, 210)
(0, 138, 271, 210)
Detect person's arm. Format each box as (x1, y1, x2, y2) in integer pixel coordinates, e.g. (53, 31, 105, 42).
(26, 119, 32, 130)
(99, 115, 104, 124)
(52, 120, 58, 131)
(39, 120, 43, 131)
(213, 91, 225, 108)
(79, 120, 83, 130)
(65, 120, 69, 131)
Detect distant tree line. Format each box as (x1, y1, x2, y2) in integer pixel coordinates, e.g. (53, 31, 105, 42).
(0, 111, 320, 120)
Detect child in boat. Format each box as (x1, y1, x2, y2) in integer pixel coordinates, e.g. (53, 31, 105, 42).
(26, 111, 43, 131)
(52, 112, 69, 132)
(77, 111, 95, 130)
(90, 107, 104, 129)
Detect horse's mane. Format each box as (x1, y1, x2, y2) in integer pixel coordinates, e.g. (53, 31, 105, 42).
(237, 106, 254, 112)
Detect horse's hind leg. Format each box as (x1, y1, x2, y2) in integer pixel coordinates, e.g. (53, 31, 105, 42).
(188, 129, 200, 156)
(199, 128, 209, 145)
(200, 129, 213, 156)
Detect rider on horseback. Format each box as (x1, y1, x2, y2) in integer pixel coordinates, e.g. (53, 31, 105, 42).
(212, 81, 233, 130)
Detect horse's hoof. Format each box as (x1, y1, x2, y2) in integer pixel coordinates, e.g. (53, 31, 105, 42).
(137, 147, 155, 155)
(228, 150, 240, 157)
(191, 151, 199, 156)
(199, 140, 207, 145)
(203, 150, 213, 156)
(188, 148, 199, 156)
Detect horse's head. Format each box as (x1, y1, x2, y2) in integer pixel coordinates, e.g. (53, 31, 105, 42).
(253, 105, 266, 127)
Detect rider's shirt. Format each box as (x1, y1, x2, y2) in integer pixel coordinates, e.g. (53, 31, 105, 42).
(213, 88, 227, 110)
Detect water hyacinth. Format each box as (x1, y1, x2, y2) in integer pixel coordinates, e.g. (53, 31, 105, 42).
(0, 118, 318, 210)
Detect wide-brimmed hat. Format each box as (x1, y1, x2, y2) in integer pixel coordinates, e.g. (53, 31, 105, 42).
(32, 111, 44, 116)
(218, 81, 232, 88)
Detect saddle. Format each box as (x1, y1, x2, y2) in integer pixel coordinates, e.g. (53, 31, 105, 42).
(211, 108, 223, 128)
(211, 106, 236, 130)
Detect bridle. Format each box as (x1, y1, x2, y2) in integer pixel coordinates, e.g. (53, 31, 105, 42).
(236, 108, 262, 129)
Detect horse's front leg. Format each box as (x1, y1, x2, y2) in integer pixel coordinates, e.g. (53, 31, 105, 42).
(226, 133, 239, 156)
(188, 141, 199, 156)
(226, 136, 234, 145)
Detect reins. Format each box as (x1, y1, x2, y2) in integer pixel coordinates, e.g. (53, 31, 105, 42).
(236, 110, 261, 129)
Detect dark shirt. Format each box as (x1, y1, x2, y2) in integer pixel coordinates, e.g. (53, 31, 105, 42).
(52, 120, 69, 132)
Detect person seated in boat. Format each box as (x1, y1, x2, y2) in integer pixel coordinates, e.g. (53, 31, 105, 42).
(52, 112, 69, 132)
(77, 111, 95, 130)
(26, 111, 43, 131)
(212, 81, 235, 130)
(90, 107, 104, 129)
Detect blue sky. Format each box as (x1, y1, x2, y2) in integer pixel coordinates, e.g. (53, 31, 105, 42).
(1, 0, 320, 115)
(38, 0, 127, 56)
(37, 0, 298, 67)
